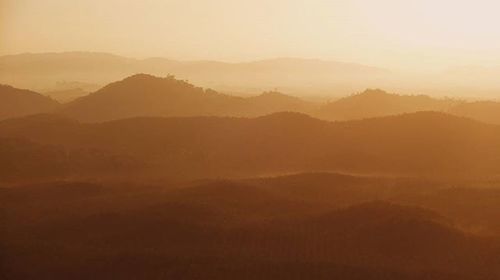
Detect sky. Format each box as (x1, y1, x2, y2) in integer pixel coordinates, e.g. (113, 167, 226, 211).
(3, 0, 500, 72)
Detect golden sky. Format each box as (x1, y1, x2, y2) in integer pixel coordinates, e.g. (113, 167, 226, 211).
(2, 0, 500, 71)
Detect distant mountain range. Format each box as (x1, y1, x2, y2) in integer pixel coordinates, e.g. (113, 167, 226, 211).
(0, 52, 388, 95)
(5, 51, 500, 98)
(2, 73, 500, 124)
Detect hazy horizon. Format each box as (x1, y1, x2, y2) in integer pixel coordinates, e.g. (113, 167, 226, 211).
(4, 0, 500, 73)
(0, 50, 385, 66)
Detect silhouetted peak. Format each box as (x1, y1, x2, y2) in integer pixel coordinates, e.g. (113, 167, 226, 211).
(104, 73, 194, 88)
(0, 84, 20, 91)
(351, 89, 395, 100)
(340, 89, 436, 103)
(0, 84, 61, 120)
(259, 91, 288, 98)
(0, 84, 56, 101)
(86, 74, 200, 99)
(122, 73, 158, 82)
(361, 88, 391, 95)
(328, 89, 397, 106)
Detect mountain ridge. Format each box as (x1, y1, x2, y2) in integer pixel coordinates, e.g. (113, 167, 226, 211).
(0, 52, 389, 94)
(3, 73, 500, 124)
(2, 110, 500, 181)
(0, 84, 60, 120)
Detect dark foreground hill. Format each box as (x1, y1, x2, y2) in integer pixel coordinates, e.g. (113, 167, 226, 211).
(0, 85, 60, 120)
(2, 174, 500, 279)
(1, 111, 500, 182)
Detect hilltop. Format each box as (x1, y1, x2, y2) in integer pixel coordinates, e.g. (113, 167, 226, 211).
(0, 84, 60, 120)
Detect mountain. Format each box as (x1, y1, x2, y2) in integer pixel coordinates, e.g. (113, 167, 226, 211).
(250, 172, 500, 235)
(4, 71, 498, 125)
(303, 201, 467, 261)
(318, 89, 459, 121)
(51, 74, 500, 124)
(449, 101, 500, 125)
(2, 111, 500, 181)
(59, 74, 243, 122)
(0, 84, 60, 120)
(0, 52, 389, 95)
(59, 74, 315, 122)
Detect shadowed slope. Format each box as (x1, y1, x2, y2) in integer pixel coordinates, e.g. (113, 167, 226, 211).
(0, 137, 141, 183)
(60, 74, 243, 122)
(318, 89, 458, 121)
(1, 111, 500, 181)
(59, 74, 316, 122)
(0, 85, 60, 120)
(2, 178, 499, 280)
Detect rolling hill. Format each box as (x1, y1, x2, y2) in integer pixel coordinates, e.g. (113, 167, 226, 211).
(55, 74, 489, 123)
(2, 73, 497, 125)
(2, 111, 500, 181)
(318, 89, 459, 121)
(2, 177, 499, 279)
(317, 89, 500, 124)
(0, 136, 140, 183)
(58, 74, 316, 122)
(0, 84, 60, 120)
